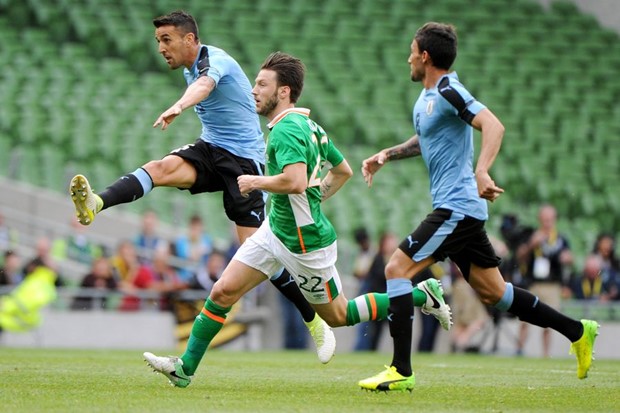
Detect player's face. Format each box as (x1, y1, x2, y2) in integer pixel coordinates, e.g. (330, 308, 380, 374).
(408, 40, 424, 82)
(253, 69, 280, 118)
(155, 25, 189, 70)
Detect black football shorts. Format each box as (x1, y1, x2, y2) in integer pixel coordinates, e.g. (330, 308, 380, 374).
(169, 139, 266, 228)
(398, 208, 501, 279)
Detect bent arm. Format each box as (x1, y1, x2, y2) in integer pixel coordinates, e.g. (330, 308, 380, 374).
(361, 135, 420, 187)
(321, 159, 353, 201)
(174, 76, 216, 111)
(471, 108, 505, 201)
(383, 135, 422, 161)
(238, 162, 307, 196)
(471, 108, 504, 175)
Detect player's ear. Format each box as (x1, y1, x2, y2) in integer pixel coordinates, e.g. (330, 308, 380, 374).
(279, 85, 290, 100)
(185, 32, 195, 45)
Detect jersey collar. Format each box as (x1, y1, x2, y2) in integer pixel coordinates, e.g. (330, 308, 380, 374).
(434, 71, 458, 88)
(189, 44, 207, 73)
(267, 107, 311, 129)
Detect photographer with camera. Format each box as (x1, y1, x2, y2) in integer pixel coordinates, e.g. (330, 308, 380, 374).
(516, 204, 574, 357)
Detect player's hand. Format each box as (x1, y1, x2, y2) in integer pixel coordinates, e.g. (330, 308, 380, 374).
(476, 171, 504, 202)
(361, 151, 388, 187)
(153, 103, 183, 130)
(237, 174, 255, 198)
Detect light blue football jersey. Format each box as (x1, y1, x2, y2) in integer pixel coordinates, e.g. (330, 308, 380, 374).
(183, 45, 265, 164)
(413, 72, 488, 220)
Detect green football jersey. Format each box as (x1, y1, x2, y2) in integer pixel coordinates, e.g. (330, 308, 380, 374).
(266, 108, 344, 254)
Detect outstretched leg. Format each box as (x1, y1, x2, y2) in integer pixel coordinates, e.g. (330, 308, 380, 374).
(70, 155, 194, 225)
(472, 265, 600, 379)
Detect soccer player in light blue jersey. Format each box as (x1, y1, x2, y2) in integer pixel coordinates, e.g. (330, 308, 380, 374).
(68, 11, 332, 361)
(359, 22, 599, 392)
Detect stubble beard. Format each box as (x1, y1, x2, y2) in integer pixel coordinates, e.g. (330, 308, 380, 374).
(257, 92, 279, 117)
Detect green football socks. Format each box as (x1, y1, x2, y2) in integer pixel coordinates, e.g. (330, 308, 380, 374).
(180, 298, 231, 376)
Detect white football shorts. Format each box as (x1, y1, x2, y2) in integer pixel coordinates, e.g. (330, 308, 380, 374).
(233, 221, 343, 304)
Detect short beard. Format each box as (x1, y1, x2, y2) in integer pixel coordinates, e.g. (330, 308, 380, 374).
(257, 92, 279, 117)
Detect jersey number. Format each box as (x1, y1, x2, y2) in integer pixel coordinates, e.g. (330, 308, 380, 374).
(298, 274, 324, 293)
(308, 133, 322, 188)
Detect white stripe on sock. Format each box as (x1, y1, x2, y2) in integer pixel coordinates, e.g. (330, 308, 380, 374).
(354, 296, 370, 322)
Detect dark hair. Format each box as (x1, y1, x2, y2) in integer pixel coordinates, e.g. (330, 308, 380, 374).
(260, 52, 305, 103)
(415, 22, 457, 70)
(353, 227, 369, 244)
(189, 213, 203, 225)
(153, 10, 199, 42)
(593, 232, 616, 254)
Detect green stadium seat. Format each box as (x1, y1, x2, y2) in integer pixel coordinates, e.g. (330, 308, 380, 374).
(2, 0, 619, 249)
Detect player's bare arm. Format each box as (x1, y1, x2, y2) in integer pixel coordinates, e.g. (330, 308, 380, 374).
(153, 76, 216, 130)
(471, 108, 505, 202)
(385, 135, 422, 161)
(321, 159, 353, 202)
(362, 135, 420, 187)
(238, 162, 307, 196)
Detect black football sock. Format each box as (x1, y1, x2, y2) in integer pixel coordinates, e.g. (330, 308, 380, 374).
(98, 168, 153, 211)
(509, 286, 583, 342)
(270, 269, 315, 322)
(388, 293, 414, 377)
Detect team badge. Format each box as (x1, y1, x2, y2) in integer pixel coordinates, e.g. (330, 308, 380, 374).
(426, 99, 435, 116)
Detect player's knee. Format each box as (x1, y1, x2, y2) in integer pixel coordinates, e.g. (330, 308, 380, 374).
(210, 280, 241, 308)
(478, 288, 503, 306)
(384, 260, 401, 279)
(142, 160, 167, 183)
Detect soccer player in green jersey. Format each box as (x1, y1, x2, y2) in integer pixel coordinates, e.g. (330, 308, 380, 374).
(144, 52, 452, 388)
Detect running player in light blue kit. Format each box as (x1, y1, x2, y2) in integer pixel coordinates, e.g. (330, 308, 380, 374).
(68, 10, 333, 361)
(359, 22, 599, 392)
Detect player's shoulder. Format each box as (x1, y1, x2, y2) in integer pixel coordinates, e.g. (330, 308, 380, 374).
(437, 72, 469, 98)
(436, 72, 476, 110)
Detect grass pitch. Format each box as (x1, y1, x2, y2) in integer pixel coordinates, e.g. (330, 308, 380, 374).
(1, 348, 618, 413)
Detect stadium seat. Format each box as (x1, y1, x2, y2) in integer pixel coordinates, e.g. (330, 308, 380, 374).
(2, 0, 619, 251)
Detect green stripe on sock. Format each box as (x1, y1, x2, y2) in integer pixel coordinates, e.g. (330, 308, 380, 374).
(346, 299, 360, 326)
(412, 287, 426, 307)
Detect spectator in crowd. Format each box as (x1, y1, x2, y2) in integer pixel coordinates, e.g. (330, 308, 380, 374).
(570, 254, 617, 301)
(71, 256, 119, 310)
(498, 213, 533, 289)
(354, 231, 397, 351)
(172, 214, 213, 283)
(0, 211, 18, 252)
(187, 249, 226, 291)
(224, 224, 241, 264)
(0, 250, 23, 287)
(351, 227, 375, 350)
(109, 240, 141, 288)
(591, 233, 619, 301)
(450, 261, 490, 353)
(52, 216, 103, 265)
(121, 245, 185, 311)
(352, 227, 374, 285)
(516, 204, 573, 357)
(23, 236, 63, 285)
(134, 210, 168, 265)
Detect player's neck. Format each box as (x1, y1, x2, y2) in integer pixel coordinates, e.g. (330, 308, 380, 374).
(184, 44, 201, 69)
(423, 67, 449, 89)
(266, 103, 295, 123)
